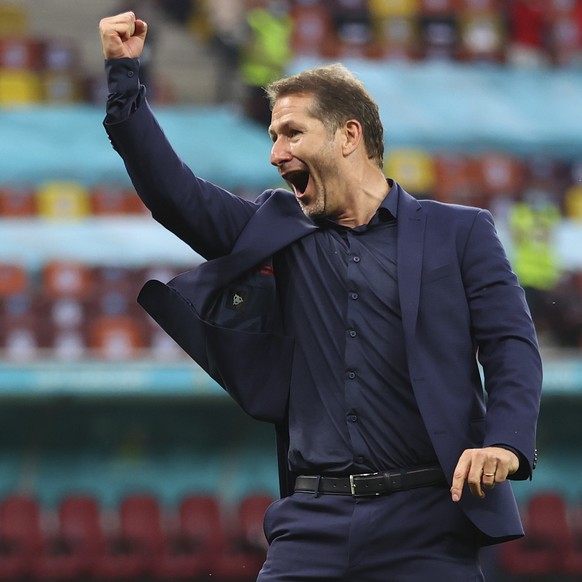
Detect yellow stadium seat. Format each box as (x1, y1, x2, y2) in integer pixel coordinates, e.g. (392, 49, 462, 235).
(0, 4, 28, 37)
(36, 181, 91, 220)
(0, 69, 42, 104)
(373, 16, 418, 52)
(368, 0, 419, 18)
(564, 185, 582, 221)
(384, 148, 436, 195)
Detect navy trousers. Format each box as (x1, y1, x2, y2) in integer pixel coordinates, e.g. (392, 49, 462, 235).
(258, 485, 485, 582)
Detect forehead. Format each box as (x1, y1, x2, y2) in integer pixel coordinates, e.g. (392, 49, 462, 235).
(270, 94, 319, 128)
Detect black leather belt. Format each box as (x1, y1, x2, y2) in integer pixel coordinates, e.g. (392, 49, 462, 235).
(294, 466, 447, 497)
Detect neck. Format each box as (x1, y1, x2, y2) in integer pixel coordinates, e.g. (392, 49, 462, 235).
(332, 166, 389, 228)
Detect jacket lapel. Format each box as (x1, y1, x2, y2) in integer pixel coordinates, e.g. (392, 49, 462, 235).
(171, 189, 318, 310)
(397, 187, 426, 340)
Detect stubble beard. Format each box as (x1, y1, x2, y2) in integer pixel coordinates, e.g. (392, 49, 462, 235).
(299, 188, 326, 220)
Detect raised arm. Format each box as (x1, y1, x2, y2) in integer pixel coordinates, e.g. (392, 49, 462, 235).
(99, 12, 259, 260)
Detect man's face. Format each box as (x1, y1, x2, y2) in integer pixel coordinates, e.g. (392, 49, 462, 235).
(269, 93, 343, 220)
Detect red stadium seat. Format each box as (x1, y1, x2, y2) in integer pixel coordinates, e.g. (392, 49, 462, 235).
(153, 494, 226, 579)
(0, 263, 28, 297)
(209, 494, 274, 580)
(33, 495, 105, 580)
(41, 261, 94, 300)
(290, 4, 335, 56)
(90, 184, 143, 216)
(0, 37, 43, 70)
(0, 184, 36, 216)
(499, 492, 573, 576)
(238, 493, 274, 553)
(93, 494, 165, 580)
(0, 494, 44, 580)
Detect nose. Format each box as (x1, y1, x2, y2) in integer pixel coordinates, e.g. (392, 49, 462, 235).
(270, 137, 291, 167)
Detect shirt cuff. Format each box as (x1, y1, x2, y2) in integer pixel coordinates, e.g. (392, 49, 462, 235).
(104, 58, 144, 123)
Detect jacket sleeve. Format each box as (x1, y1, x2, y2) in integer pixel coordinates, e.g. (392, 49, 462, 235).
(462, 209, 542, 478)
(103, 64, 259, 260)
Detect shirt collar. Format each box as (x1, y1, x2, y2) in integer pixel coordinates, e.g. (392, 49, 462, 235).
(379, 179, 398, 220)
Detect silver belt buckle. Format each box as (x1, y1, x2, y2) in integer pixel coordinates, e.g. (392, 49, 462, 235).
(349, 472, 380, 496)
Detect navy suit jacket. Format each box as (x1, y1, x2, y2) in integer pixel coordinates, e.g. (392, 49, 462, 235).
(105, 101, 542, 544)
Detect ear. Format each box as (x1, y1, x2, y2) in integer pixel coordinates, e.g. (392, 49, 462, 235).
(341, 119, 363, 158)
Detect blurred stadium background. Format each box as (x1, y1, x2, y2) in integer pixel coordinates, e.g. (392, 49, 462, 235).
(0, 0, 581, 580)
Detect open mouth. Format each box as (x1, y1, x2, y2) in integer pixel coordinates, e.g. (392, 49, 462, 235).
(284, 171, 310, 195)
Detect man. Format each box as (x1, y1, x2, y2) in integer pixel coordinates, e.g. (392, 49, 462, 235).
(99, 11, 542, 581)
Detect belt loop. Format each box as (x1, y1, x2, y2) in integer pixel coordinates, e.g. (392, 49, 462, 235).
(313, 475, 322, 498)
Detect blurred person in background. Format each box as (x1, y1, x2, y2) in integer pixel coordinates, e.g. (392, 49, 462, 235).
(240, 0, 292, 125)
(205, 0, 247, 106)
(509, 189, 561, 341)
(99, 11, 542, 581)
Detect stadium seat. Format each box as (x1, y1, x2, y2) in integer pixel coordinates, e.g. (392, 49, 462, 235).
(42, 38, 79, 72)
(90, 184, 144, 216)
(384, 148, 436, 197)
(35, 294, 89, 358)
(0, 184, 36, 216)
(0, 4, 28, 37)
(0, 289, 39, 359)
(153, 494, 225, 579)
(432, 152, 479, 205)
(459, 0, 502, 9)
(0, 38, 42, 70)
(208, 494, 273, 580)
(87, 315, 146, 360)
(93, 494, 165, 580)
(477, 152, 525, 197)
(0, 263, 28, 297)
(32, 495, 105, 580)
(0, 494, 44, 580)
(35, 180, 91, 220)
(564, 184, 582, 220)
(368, 0, 419, 19)
(42, 71, 82, 104)
(418, 0, 455, 16)
(418, 12, 458, 60)
(372, 16, 419, 59)
(458, 10, 506, 63)
(290, 4, 335, 56)
(0, 69, 43, 105)
(563, 498, 582, 575)
(237, 493, 274, 553)
(41, 261, 94, 300)
(499, 492, 573, 576)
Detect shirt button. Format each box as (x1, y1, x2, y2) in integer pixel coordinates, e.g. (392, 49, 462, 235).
(355, 456, 365, 464)
(347, 371, 356, 379)
(127, 70, 135, 77)
(351, 292, 359, 300)
(347, 414, 358, 423)
(353, 256, 361, 263)
(348, 330, 357, 338)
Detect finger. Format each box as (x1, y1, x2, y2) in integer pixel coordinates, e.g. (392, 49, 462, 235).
(467, 459, 486, 499)
(450, 451, 471, 503)
(481, 466, 497, 490)
(133, 19, 148, 40)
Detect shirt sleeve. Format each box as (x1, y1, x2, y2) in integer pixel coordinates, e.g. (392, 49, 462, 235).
(104, 58, 146, 123)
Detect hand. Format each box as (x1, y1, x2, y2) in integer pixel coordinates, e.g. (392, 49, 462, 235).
(99, 11, 147, 60)
(450, 446, 519, 502)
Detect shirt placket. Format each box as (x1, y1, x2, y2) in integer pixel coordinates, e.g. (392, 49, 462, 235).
(343, 232, 371, 470)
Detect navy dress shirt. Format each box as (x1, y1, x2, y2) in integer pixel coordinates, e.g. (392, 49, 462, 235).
(105, 59, 439, 477)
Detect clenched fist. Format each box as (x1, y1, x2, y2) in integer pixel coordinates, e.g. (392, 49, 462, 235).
(99, 11, 147, 60)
